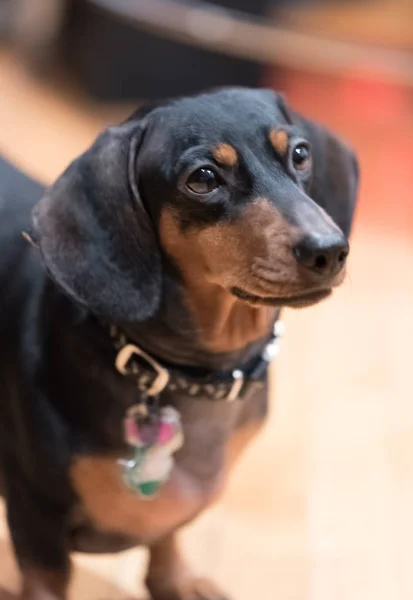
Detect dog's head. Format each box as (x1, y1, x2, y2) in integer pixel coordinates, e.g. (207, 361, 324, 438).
(32, 88, 359, 322)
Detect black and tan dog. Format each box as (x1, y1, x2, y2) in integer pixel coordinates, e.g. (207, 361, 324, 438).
(0, 88, 358, 600)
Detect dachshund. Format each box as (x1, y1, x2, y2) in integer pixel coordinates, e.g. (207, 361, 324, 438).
(0, 87, 358, 600)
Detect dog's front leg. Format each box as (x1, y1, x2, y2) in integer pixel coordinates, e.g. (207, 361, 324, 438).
(146, 533, 230, 600)
(4, 467, 71, 600)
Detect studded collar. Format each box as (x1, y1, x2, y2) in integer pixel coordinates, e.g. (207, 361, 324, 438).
(105, 320, 285, 402)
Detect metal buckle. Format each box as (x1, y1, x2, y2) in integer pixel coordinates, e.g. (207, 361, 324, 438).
(226, 369, 244, 402)
(115, 344, 170, 397)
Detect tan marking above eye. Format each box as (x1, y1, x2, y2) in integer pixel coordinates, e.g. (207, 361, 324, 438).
(212, 143, 238, 167)
(269, 129, 289, 156)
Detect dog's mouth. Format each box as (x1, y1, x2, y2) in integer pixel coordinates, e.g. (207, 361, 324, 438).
(230, 286, 332, 308)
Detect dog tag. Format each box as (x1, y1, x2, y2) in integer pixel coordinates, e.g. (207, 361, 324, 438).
(120, 405, 183, 498)
(124, 404, 159, 447)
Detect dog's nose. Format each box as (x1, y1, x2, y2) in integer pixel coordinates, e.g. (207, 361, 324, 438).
(294, 232, 349, 276)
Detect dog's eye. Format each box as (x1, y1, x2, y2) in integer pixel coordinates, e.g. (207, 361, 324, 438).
(292, 143, 311, 171)
(186, 168, 220, 194)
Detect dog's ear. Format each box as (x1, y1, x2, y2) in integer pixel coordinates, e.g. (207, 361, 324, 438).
(277, 95, 359, 238)
(32, 116, 161, 321)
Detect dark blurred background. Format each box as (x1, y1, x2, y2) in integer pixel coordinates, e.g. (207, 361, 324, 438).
(0, 2, 413, 599)
(2, 0, 413, 100)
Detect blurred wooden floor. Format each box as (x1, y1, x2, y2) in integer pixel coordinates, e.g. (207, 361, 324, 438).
(1, 51, 413, 599)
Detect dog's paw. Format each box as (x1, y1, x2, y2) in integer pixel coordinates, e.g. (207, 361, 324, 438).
(147, 576, 231, 600)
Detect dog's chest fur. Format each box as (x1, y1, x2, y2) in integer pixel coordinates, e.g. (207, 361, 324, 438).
(70, 388, 268, 547)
